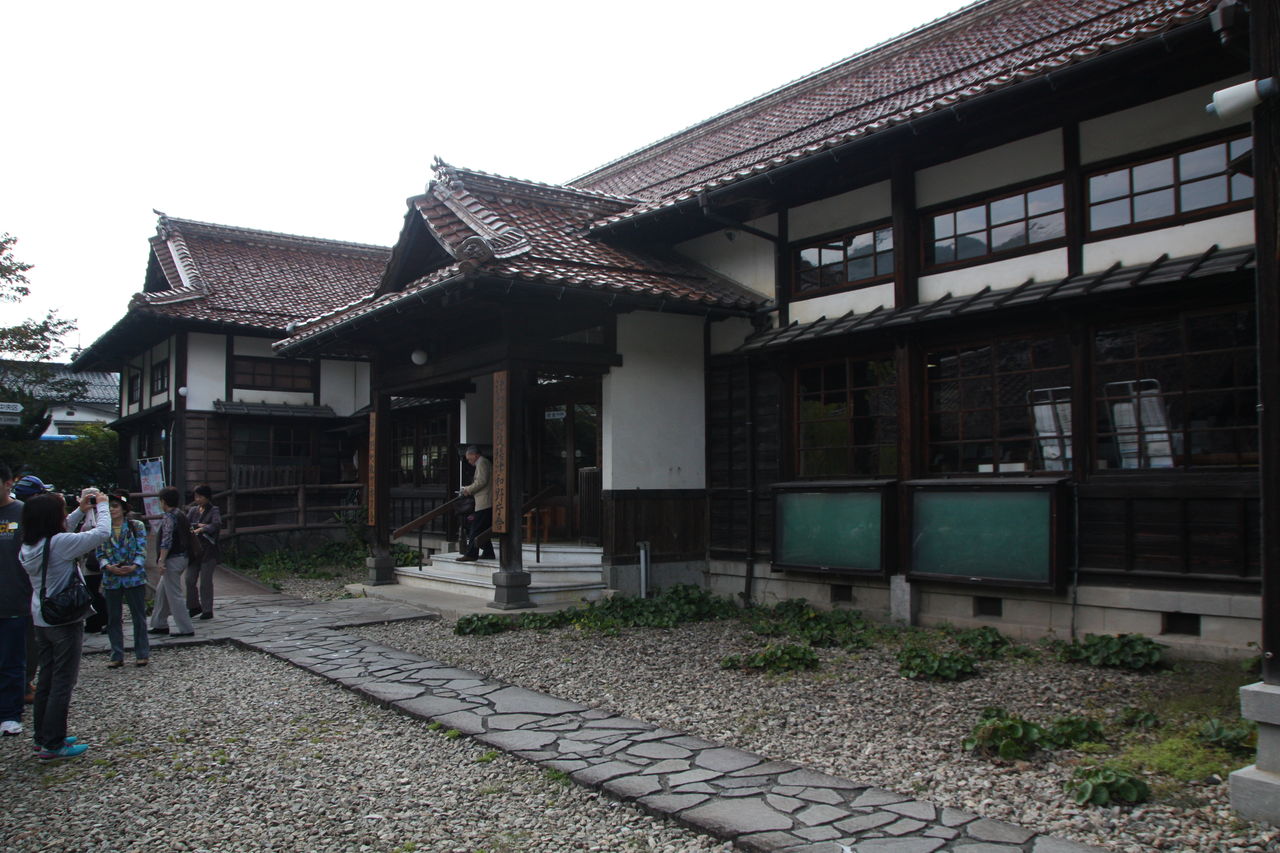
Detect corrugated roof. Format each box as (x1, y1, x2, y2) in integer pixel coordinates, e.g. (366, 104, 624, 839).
(737, 244, 1256, 352)
(572, 0, 1212, 226)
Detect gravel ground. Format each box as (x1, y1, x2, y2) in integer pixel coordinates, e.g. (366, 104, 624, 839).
(0, 644, 730, 853)
(352, 617, 1280, 853)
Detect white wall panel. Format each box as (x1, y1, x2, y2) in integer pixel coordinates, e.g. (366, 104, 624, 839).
(1083, 211, 1255, 274)
(185, 332, 225, 410)
(675, 214, 777, 298)
(789, 181, 892, 242)
(1080, 76, 1249, 164)
(916, 131, 1063, 208)
(918, 248, 1069, 302)
(789, 283, 896, 325)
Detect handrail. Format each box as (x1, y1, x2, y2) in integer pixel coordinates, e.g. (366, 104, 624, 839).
(393, 494, 468, 540)
(473, 485, 559, 561)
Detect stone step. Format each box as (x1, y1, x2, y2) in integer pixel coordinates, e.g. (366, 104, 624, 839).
(393, 566, 607, 606)
(420, 556, 605, 587)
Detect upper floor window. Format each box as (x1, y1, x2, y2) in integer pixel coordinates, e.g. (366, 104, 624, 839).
(1094, 307, 1257, 470)
(793, 222, 894, 297)
(1088, 135, 1253, 234)
(796, 356, 898, 478)
(150, 359, 169, 396)
(127, 371, 141, 405)
(926, 182, 1065, 268)
(926, 333, 1072, 474)
(232, 356, 314, 392)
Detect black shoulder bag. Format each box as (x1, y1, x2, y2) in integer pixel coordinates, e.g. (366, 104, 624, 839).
(39, 537, 94, 625)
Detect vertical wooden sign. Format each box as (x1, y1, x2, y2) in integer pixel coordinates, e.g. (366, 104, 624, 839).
(367, 411, 378, 527)
(492, 370, 509, 534)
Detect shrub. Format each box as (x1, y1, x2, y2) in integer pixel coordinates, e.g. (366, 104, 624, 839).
(1042, 715, 1106, 749)
(1197, 718, 1257, 755)
(1067, 766, 1151, 806)
(1119, 707, 1159, 729)
(1056, 633, 1166, 671)
(720, 643, 820, 672)
(453, 585, 738, 636)
(963, 707, 1043, 760)
(897, 646, 977, 681)
(743, 600, 872, 649)
(952, 626, 1012, 659)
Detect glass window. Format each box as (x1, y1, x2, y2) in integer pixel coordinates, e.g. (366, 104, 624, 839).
(793, 223, 895, 296)
(150, 359, 169, 396)
(926, 334, 1072, 473)
(1094, 307, 1257, 470)
(796, 356, 897, 478)
(231, 356, 314, 392)
(926, 182, 1064, 267)
(1087, 135, 1252, 234)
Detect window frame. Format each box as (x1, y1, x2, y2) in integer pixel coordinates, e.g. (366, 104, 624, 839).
(790, 219, 896, 299)
(127, 370, 141, 405)
(149, 359, 169, 396)
(1084, 129, 1254, 240)
(230, 355, 316, 393)
(793, 354, 899, 480)
(921, 176, 1068, 273)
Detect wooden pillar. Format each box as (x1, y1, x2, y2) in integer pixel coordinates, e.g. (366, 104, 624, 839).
(365, 386, 395, 584)
(490, 367, 532, 608)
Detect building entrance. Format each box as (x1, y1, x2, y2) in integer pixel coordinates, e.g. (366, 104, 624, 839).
(529, 376, 601, 541)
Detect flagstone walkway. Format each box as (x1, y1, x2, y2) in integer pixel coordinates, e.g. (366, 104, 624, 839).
(84, 594, 1102, 853)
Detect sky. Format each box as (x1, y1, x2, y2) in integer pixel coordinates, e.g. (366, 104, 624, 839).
(2, 0, 969, 356)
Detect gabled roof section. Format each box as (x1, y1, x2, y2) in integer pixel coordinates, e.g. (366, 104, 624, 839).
(136, 213, 391, 329)
(0, 361, 119, 407)
(571, 0, 1212, 224)
(283, 163, 766, 355)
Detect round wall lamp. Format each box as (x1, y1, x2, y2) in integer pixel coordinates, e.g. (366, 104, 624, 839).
(410, 349, 429, 366)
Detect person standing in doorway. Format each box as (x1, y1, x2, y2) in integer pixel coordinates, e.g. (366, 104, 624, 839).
(97, 492, 149, 667)
(456, 446, 495, 562)
(0, 464, 30, 737)
(185, 484, 220, 620)
(148, 487, 194, 638)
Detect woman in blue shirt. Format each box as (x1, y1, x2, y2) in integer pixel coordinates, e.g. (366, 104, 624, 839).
(97, 492, 149, 668)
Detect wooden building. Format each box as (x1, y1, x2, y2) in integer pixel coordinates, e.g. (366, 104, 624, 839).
(285, 0, 1266, 657)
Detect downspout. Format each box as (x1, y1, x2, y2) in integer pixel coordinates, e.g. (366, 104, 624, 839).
(742, 352, 757, 606)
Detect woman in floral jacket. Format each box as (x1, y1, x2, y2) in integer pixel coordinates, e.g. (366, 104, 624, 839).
(97, 492, 149, 668)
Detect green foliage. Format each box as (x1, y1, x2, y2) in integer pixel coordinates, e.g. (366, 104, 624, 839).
(1118, 735, 1240, 782)
(1197, 718, 1257, 755)
(1067, 766, 1150, 806)
(453, 584, 738, 636)
(1056, 633, 1166, 671)
(743, 599, 873, 649)
(234, 539, 368, 584)
(475, 750, 500, 764)
(1119, 707, 1160, 729)
(963, 708, 1043, 760)
(952, 625, 1013, 659)
(1042, 715, 1106, 749)
(16, 423, 119, 490)
(720, 642, 821, 672)
(897, 645, 977, 681)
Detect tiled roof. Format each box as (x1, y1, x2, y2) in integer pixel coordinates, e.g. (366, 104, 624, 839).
(738, 244, 1255, 352)
(212, 400, 337, 418)
(280, 163, 765, 353)
(572, 0, 1212, 225)
(132, 214, 391, 331)
(0, 361, 119, 407)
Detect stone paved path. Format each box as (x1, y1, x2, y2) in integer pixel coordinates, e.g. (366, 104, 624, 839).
(84, 595, 1103, 853)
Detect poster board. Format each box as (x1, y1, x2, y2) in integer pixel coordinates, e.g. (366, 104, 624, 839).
(137, 457, 166, 532)
(772, 481, 892, 575)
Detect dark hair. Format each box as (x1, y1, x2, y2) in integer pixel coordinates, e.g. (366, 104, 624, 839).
(108, 490, 131, 512)
(0, 464, 11, 483)
(159, 486, 181, 508)
(21, 493, 68, 545)
(193, 484, 213, 500)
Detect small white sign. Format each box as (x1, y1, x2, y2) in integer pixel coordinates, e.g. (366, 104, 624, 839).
(0, 414, 20, 426)
(0, 402, 22, 414)
(544, 409, 567, 420)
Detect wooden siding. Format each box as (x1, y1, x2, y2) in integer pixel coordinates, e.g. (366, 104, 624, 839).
(183, 413, 229, 492)
(602, 490, 707, 565)
(707, 358, 782, 557)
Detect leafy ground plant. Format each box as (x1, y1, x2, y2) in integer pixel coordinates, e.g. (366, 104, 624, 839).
(742, 599, 874, 649)
(454, 584, 739, 636)
(1055, 633, 1166, 671)
(950, 625, 1013, 659)
(963, 707, 1044, 760)
(720, 642, 820, 673)
(897, 645, 977, 681)
(1067, 766, 1151, 806)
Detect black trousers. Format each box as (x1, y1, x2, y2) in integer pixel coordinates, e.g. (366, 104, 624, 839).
(466, 508, 495, 558)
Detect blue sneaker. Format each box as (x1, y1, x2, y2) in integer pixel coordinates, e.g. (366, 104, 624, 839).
(38, 742, 88, 760)
(33, 736, 80, 754)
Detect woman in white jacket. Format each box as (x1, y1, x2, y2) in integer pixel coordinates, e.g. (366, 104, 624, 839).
(20, 488, 110, 760)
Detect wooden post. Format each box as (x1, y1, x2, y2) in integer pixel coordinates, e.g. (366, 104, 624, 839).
(297, 484, 307, 528)
(365, 389, 395, 584)
(490, 368, 531, 609)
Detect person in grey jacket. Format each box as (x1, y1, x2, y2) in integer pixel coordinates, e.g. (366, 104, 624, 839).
(19, 487, 110, 759)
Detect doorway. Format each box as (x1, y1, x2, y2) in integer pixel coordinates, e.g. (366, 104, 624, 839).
(529, 376, 601, 541)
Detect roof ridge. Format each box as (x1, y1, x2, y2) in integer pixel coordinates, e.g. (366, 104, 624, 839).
(154, 211, 390, 257)
(569, 0, 995, 188)
(433, 160, 637, 211)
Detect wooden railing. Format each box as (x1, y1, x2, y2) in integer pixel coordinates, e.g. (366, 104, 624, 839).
(126, 483, 364, 538)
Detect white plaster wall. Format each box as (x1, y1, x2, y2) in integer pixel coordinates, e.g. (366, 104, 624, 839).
(916, 130, 1063, 208)
(789, 283, 896, 325)
(43, 403, 117, 436)
(185, 332, 225, 411)
(602, 312, 704, 490)
(233, 336, 275, 357)
(788, 181, 892, 242)
(1080, 76, 1250, 164)
(918, 248, 1069, 302)
(319, 360, 365, 417)
(709, 317, 755, 355)
(461, 373, 494, 445)
(1083, 211, 1256, 274)
(675, 214, 777, 298)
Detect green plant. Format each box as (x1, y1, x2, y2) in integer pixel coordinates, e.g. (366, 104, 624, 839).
(720, 642, 820, 672)
(426, 721, 443, 731)
(1042, 715, 1106, 749)
(1119, 707, 1159, 729)
(1056, 633, 1166, 670)
(443, 729, 462, 740)
(963, 707, 1044, 760)
(453, 584, 739, 636)
(1197, 718, 1257, 755)
(1067, 766, 1151, 806)
(742, 600, 873, 649)
(475, 750, 500, 763)
(455, 613, 520, 635)
(1117, 735, 1240, 783)
(897, 645, 977, 681)
(952, 626, 1013, 659)
(542, 769, 571, 785)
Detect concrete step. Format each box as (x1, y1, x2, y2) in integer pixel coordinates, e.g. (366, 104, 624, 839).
(393, 566, 607, 606)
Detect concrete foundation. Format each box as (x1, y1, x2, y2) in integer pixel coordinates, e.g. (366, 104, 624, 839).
(606, 560, 706, 597)
(365, 554, 396, 586)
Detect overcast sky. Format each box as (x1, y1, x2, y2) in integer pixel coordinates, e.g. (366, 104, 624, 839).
(3, 0, 968, 355)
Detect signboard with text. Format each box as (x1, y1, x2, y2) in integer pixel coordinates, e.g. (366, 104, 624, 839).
(492, 370, 509, 534)
(367, 412, 378, 527)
